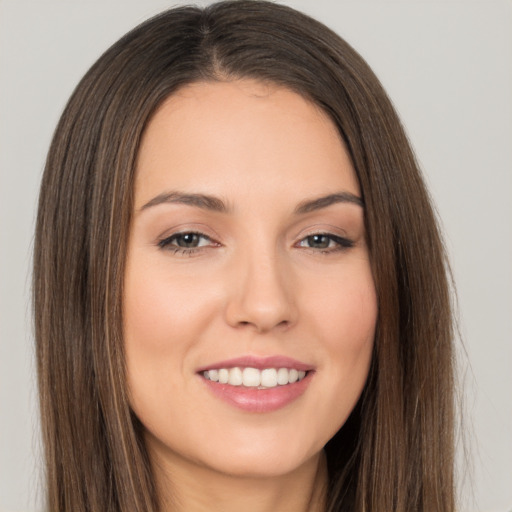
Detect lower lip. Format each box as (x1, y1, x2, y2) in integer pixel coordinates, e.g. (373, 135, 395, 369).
(200, 372, 313, 413)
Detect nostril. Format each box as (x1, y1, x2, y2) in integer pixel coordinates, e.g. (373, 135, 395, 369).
(235, 319, 291, 332)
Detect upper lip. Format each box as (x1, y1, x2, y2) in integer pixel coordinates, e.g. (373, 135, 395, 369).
(196, 355, 314, 373)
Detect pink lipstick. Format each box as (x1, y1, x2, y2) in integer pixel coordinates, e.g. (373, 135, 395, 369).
(197, 355, 315, 413)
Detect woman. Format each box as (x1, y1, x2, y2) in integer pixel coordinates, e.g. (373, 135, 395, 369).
(33, 1, 455, 510)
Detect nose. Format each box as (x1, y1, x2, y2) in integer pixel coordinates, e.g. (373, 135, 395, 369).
(224, 246, 298, 333)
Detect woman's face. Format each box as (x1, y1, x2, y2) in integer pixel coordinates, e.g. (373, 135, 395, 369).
(124, 80, 377, 479)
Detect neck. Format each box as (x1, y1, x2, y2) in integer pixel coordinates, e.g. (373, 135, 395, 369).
(151, 448, 328, 512)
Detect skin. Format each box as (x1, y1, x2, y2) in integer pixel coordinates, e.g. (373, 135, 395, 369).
(124, 80, 377, 512)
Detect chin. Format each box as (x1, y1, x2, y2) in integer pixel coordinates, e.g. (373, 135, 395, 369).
(192, 431, 323, 479)
(201, 451, 317, 479)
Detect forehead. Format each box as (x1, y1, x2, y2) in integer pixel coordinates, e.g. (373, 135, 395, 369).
(134, 79, 359, 208)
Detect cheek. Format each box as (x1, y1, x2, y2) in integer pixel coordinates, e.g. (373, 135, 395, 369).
(122, 258, 219, 412)
(306, 262, 377, 351)
(302, 263, 377, 422)
(124, 258, 218, 353)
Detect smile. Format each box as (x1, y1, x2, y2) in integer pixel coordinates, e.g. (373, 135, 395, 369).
(203, 367, 308, 388)
(198, 356, 314, 412)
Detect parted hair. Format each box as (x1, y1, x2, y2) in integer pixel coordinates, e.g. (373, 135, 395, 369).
(33, 1, 455, 510)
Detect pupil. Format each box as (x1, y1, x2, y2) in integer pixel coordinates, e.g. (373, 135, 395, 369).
(309, 235, 329, 248)
(179, 233, 198, 247)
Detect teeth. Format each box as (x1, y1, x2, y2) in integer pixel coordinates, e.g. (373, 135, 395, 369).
(260, 368, 277, 388)
(218, 368, 229, 384)
(276, 368, 289, 385)
(242, 367, 261, 387)
(228, 367, 243, 386)
(203, 367, 308, 388)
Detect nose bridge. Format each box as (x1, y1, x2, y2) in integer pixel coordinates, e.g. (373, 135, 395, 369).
(225, 238, 297, 332)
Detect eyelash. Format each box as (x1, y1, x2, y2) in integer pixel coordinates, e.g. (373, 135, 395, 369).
(157, 231, 217, 255)
(296, 233, 354, 253)
(157, 231, 354, 256)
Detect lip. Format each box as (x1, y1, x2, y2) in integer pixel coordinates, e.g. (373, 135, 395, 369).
(197, 355, 315, 413)
(196, 355, 314, 373)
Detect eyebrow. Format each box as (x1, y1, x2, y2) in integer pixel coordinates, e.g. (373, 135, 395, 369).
(140, 191, 229, 213)
(139, 190, 363, 214)
(293, 192, 363, 214)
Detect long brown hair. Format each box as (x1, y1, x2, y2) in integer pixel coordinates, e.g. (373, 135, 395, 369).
(33, 1, 455, 510)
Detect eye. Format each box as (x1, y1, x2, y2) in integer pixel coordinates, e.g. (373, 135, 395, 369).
(158, 232, 214, 252)
(297, 233, 354, 252)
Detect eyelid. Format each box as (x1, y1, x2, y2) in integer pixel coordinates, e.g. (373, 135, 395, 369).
(158, 231, 211, 248)
(293, 223, 350, 241)
(292, 224, 355, 252)
(155, 222, 220, 243)
(156, 226, 222, 255)
(296, 233, 354, 250)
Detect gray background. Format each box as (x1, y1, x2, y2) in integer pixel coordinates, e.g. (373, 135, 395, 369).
(1, 1, 511, 511)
